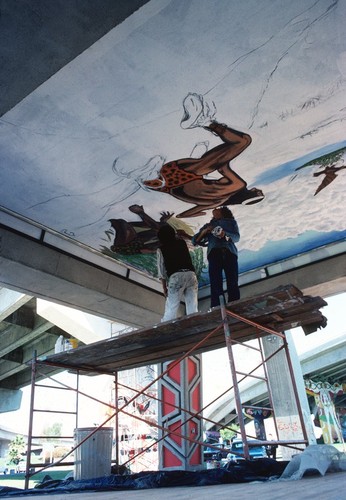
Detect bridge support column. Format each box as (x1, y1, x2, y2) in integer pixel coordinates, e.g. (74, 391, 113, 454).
(263, 331, 316, 460)
(158, 355, 203, 470)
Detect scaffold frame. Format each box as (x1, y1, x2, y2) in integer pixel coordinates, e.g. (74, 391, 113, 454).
(22, 287, 319, 488)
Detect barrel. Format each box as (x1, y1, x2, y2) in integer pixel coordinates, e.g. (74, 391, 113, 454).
(74, 427, 113, 480)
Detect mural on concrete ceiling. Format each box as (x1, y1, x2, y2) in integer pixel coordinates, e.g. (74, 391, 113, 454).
(103, 203, 204, 279)
(102, 93, 265, 280)
(0, 0, 345, 284)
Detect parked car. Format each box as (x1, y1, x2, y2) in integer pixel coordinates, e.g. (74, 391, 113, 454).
(226, 439, 266, 461)
(16, 459, 27, 473)
(203, 441, 230, 462)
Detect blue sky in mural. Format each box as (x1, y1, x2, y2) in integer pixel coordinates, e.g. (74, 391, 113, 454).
(239, 140, 346, 272)
(240, 230, 345, 274)
(0, 0, 345, 283)
(254, 141, 346, 186)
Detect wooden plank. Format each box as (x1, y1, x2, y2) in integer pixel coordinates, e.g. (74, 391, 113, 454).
(39, 285, 327, 373)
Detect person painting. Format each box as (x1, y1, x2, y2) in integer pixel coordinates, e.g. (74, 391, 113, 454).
(192, 206, 240, 308)
(157, 224, 198, 322)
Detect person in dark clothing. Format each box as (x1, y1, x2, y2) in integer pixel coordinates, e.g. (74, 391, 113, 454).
(157, 224, 198, 322)
(192, 206, 240, 308)
(266, 434, 278, 459)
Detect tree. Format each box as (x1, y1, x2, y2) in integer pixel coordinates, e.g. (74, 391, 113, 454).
(220, 425, 238, 443)
(8, 435, 26, 465)
(42, 422, 63, 442)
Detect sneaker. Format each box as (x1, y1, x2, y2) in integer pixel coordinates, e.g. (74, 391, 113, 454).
(180, 92, 216, 129)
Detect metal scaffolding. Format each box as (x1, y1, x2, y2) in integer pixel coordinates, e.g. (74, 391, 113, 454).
(23, 292, 313, 488)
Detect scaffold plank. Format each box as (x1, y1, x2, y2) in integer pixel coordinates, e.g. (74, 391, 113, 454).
(40, 285, 327, 373)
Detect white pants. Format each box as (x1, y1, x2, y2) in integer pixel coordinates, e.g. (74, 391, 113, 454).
(162, 271, 198, 322)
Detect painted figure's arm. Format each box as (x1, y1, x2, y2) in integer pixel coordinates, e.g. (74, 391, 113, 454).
(129, 204, 161, 230)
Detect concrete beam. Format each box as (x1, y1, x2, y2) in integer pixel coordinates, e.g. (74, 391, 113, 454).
(0, 288, 33, 321)
(0, 388, 22, 413)
(199, 253, 346, 311)
(0, 226, 164, 327)
(240, 255, 346, 299)
(300, 337, 346, 376)
(1, 226, 344, 328)
(36, 299, 114, 344)
(0, 332, 59, 388)
(0, 316, 53, 358)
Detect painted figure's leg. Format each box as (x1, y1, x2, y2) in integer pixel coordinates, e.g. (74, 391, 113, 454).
(180, 93, 216, 130)
(180, 122, 251, 180)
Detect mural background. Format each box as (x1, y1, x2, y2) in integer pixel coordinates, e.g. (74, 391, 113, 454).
(1, 0, 345, 282)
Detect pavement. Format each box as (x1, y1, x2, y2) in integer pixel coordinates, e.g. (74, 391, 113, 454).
(1, 470, 345, 500)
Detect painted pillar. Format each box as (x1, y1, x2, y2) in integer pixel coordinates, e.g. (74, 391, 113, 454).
(158, 354, 203, 470)
(305, 379, 345, 444)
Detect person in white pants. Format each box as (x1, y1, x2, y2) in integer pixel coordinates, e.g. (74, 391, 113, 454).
(157, 224, 198, 322)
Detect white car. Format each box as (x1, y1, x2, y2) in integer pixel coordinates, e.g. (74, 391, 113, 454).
(16, 460, 27, 473)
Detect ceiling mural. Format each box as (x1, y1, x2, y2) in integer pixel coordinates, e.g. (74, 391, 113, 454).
(0, 0, 345, 285)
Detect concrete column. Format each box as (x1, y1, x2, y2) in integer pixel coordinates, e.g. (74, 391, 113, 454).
(285, 330, 317, 445)
(158, 355, 203, 470)
(262, 331, 314, 460)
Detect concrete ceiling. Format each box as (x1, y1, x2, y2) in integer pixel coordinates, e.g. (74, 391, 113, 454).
(0, 1, 345, 396)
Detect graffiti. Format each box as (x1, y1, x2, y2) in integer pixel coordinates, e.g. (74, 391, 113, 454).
(338, 408, 346, 440)
(140, 93, 264, 218)
(305, 379, 345, 444)
(277, 420, 301, 433)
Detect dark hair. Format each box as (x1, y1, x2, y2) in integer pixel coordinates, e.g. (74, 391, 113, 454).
(219, 206, 234, 219)
(157, 224, 176, 244)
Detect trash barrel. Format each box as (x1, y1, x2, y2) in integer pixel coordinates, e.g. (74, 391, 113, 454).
(74, 427, 113, 480)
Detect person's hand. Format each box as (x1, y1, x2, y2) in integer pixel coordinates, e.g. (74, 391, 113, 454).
(195, 225, 213, 244)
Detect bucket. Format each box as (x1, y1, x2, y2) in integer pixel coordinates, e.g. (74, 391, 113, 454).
(74, 427, 113, 480)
